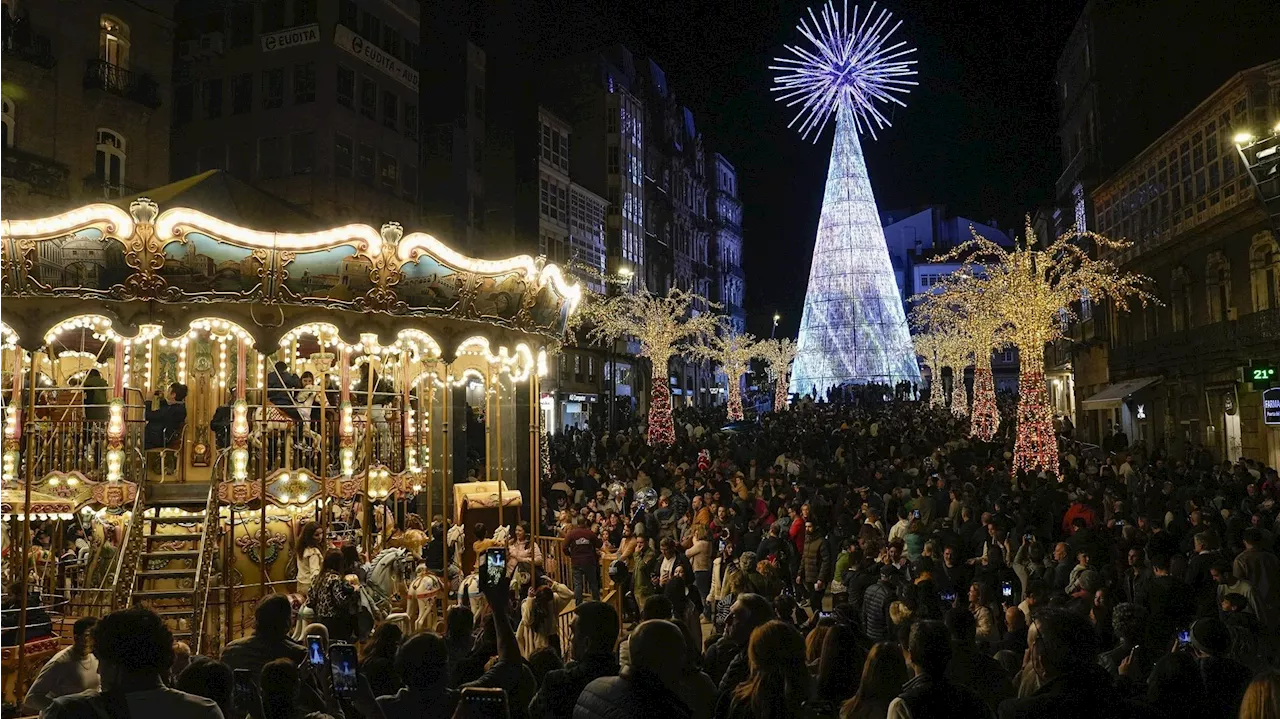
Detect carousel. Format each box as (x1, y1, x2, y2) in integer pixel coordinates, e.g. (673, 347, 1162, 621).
(0, 199, 580, 701)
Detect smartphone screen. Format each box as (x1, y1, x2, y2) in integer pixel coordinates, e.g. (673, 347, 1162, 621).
(913, 509, 920, 519)
(307, 634, 325, 666)
(940, 591, 956, 605)
(1177, 629, 1192, 647)
(232, 669, 256, 714)
(459, 687, 509, 719)
(483, 547, 506, 590)
(1001, 581, 1013, 598)
(329, 642, 358, 697)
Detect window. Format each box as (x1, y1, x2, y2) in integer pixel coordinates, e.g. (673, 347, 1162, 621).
(201, 78, 223, 119)
(606, 112, 619, 134)
(226, 5, 254, 46)
(173, 84, 193, 125)
(404, 41, 419, 66)
(1, 96, 12, 147)
(334, 134, 353, 177)
(94, 129, 126, 194)
(231, 73, 252, 114)
(360, 11, 380, 43)
(99, 15, 130, 68)
(338, 0, 358, 28)
(382, 90, 397, 129)
(472, 139, 483, 166)
(336, 66, 354, 109)
(473, 86, 484, 120)
(291, 132, 314, 175)
(360, 77, 377, 120)
(383, 27, 400, 57)
(402, 165, 417, 200)
(380, 154, 397, 190)
(262, 68, 284, 109)
(293, 63, 316, 104)
(260, 0, 285, 33)
(291, 0, 316, 25)
(356, 143, 375, 183)
(607, 144, 620, 175)
(404, 104, 417, 140)
(258, 136, 284, 179)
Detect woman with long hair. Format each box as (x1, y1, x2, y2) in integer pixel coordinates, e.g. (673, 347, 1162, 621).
(715, 620, 810, 719)
(296, 521, 325, 596)
(359, 621, 403, 665)
(1239, 669, 1280, 719)
(309, 549, 358, 642)
(812, 625, 862, 710)
(968, 581, 997, 647)
(840, 642, 908, 719)
(515, 575, 572, 659)
(506, 521, 543, 575)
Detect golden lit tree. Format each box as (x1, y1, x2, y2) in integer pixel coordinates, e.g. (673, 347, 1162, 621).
(692, 326, 760, 421)
(580, 287, 721, 445)
(912, 331, 947, 409)
(941, 335, 972, 418)
(758, 338, 799, 411)
(912, 271, 1011, 441)
(941, 219, 1156, 473)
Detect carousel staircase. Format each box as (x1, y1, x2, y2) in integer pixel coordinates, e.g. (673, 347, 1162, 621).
(128, 484, 219, 646)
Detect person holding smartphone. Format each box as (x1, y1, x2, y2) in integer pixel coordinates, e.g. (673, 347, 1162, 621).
(376, 548, 529, 719)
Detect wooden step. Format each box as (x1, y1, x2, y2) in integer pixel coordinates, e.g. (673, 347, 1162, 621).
(144, 533, 200, 542)
(147, 514, 205, 524)
(137, 568, 197, 579)
(132, 589, 194, 600)
(141, 550, 199, 559)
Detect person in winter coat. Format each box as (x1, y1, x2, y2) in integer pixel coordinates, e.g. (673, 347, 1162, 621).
(800, 520, 833, 609)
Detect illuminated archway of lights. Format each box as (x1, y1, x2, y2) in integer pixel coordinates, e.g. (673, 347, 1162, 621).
(775, 1, 921, 396)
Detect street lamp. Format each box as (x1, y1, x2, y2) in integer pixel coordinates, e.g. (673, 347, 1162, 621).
(771, 312, 780, 339)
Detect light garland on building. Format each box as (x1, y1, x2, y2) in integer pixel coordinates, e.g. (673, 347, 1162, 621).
(758, 338, 798, 412)
(579, 287, 721, 446)
(692, 328, 760, 422)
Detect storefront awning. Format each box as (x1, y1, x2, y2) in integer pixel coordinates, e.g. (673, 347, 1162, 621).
(1081, 376, 1161, 409)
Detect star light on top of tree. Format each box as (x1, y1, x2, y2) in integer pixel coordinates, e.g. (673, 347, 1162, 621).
(770, 0, 919, 140)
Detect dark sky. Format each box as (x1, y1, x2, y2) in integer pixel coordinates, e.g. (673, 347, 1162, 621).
(497, 1, 1087, 336)
(598, 0, 1089, 338)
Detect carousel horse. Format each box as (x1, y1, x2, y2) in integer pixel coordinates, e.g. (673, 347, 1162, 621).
(249, 405, 322, 452)
(406, 564, 444, 634)
(361, 547, 416, 634)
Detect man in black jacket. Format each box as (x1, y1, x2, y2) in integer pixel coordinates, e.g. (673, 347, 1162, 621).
(704, 593, 774, 692)
(889, 620, 991, 718)
(528, 601, 619, 719)
(1135, 554, 1195, 646)
(143, 382, 187, 449)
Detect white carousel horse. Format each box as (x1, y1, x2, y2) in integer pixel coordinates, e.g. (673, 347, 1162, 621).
(491, 525, 511, 543)
(361, 547, 416, 632)
(406, 565, 444, 634)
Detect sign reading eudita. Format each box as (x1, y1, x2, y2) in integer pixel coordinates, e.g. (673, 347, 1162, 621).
(1264, 387, 1280, 426)
(334, 24, 419, 91)
(261, 24, 320, 52)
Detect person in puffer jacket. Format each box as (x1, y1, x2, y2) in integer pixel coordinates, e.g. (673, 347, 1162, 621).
(574, 619, 692, 719)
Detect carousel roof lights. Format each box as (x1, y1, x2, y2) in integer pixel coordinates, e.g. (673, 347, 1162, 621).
(154, 208, 385, 255)
(1, 203, 135, 242)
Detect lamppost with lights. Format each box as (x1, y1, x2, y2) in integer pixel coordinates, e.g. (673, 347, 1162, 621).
(771, 312, 780, 339)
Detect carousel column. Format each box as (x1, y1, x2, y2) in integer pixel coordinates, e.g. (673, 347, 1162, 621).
(360, 358, 375, 559)
(16, 346, 39, 697)
(258, 351, 268, 600)
(520, 372, 535, 527)
(493, 368, 502, 527)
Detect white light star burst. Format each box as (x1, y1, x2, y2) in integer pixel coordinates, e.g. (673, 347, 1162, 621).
(770, 0, 918, 141)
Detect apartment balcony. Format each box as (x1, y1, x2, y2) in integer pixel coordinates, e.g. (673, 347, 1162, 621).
(2, 147, 70, 199)
(1110, 308, 1280, 376)
(81, 175, 142, 200)
(83, 59, 161, 109)
(2, 30, 56, 69)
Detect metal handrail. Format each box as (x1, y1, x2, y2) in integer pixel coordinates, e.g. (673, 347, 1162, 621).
(110, 486, 146, 610)
(190, 456, 221, 654)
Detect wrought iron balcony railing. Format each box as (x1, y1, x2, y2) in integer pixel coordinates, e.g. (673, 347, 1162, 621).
(83, 59, 161, 109)
(2, 30, 56, 69)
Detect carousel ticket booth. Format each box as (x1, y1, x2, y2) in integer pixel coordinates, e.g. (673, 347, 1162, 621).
(0, 199, 579, 696)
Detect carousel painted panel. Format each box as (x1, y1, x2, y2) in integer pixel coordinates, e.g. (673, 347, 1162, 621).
(159, 232, 264, 299)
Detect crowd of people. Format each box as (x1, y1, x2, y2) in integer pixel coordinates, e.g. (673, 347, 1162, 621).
(11, 388, 1280, 718)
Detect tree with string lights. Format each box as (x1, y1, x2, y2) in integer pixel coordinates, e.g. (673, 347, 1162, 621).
(912, 330, 947, 409)
(758, 338, 799, 412)
(692, 327, 760, 422)
(580, 287, 721, 446)
(942, 337, 971, 418)
(940, 219, 1157, 474)
(912, 272, 1011, 440)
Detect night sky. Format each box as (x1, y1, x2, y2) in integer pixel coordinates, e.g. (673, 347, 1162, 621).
(513, 0, 1088, 336)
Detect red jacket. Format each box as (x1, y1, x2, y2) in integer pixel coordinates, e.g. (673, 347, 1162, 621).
(1061, 503, 1097, 534)
(790, 516, 806, 555)
(564, 528, 602, 568)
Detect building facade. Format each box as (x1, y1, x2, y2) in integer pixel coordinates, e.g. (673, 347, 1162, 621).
(167, 0, 420, 227)
(1088, 61, 1280, 464)
(2, 0, 175, 215)
(708, 152, 746, 334)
